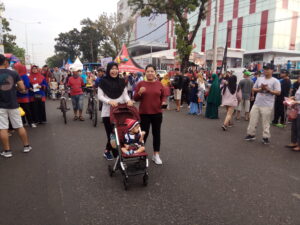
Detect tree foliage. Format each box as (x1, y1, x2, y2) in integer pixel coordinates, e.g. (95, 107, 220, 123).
(1, 4, 25, 62)
(128, 0, 207, 71)
(52, 14, 134, 62)
(80, 18, 105, 62)
(95, 13, 134, 58)
(46, 54, 66, 68)
(54, 28, 81, 61)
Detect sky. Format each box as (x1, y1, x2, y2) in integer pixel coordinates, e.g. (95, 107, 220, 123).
(3, 0, 119, 66)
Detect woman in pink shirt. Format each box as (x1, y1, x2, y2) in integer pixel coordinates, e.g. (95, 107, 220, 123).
(221, 75, 241, 131)
(134, 65, 167, 165)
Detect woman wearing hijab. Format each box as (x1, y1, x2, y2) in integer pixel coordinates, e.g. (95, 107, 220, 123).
(134, 64, 167, 165)
(221, 75, 241, 131)
(205, 74, 221, 119)
(98, 62, 133, 160)
(29, 65, 48, 124)
(14, 63, 36, 128)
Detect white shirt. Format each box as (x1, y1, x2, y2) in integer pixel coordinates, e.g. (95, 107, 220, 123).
(98, 87, 130, 117)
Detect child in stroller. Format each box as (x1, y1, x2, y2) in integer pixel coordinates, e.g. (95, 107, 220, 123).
(108, 104, 149, 190)
(122, 119, 146, 156)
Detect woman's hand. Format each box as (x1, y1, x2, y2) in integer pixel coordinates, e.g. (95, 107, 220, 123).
(138, 87, 146, 95)
(127, 100, 134, 106)
(108, 100, 118, 107)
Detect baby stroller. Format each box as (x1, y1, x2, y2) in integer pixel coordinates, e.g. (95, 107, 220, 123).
(108, 104, 149, 190)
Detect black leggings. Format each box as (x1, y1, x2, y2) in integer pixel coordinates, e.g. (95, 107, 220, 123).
(103, 117, 113, 151)
(140, 113, 163, 152)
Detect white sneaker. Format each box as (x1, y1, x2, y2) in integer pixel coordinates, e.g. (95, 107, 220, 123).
(152, 154, 162, 165)
(31, 123, 37, 128)
(23, 145, 32, 153)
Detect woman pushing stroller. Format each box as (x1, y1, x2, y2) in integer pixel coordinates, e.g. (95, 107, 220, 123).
(98, 62, 133, 160)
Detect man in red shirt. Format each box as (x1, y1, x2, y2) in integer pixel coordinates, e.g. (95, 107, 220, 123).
(67, 67, 85, 121)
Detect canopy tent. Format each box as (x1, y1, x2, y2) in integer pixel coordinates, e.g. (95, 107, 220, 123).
(64, 58, 73, 70)
(115, 44, 145, 73)
(69, 57, 83, 71)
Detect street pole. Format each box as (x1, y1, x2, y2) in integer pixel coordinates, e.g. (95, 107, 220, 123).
(220, 27, 230, 73)
(212, 0, 219, 74)
(25, 23, 30, 64)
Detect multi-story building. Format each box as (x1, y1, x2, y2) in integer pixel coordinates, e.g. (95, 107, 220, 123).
(190, 0, 300, 67)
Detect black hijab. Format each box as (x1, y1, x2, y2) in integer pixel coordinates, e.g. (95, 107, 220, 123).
(99, 62, 126, 99)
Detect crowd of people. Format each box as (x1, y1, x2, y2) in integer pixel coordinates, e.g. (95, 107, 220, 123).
(2, 52, 300, 161)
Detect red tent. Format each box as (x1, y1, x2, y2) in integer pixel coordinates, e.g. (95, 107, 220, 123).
(116, 44, 145, 73)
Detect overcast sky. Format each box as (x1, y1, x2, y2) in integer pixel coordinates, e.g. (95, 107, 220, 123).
(3, 0, 119, 66)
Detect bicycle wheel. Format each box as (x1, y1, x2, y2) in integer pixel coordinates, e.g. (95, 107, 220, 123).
(92, 99, 98, 127)
(61, 98, 67, 124)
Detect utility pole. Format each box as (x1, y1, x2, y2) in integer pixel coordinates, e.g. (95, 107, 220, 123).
(220, 26, 231, 73)
(212, 0, 219, 73)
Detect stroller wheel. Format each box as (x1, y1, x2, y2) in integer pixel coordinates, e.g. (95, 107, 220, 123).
(108, 165, 114, 177)
(123, 177, 129, 190)
(143, 174, 148, 186)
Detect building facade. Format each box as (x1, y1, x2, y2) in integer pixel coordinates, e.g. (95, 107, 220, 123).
(190, 0, 300, 66)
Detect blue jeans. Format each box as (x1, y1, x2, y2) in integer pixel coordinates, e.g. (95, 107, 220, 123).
(71, 94, 84, 111)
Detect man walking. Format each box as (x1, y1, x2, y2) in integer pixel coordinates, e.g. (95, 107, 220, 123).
(245, 64, 281, 144)
(272, 69, 291, 127)
(172, 68, 183, 112)
(236, 71, 254, 121)
(53, 67, 62, 83)
(0, 54, 32, 158)
(67, 67, 85, 121)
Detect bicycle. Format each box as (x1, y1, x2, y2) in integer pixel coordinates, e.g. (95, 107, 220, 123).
(86, 87, 98, 127)
(57, 87, 70, 124)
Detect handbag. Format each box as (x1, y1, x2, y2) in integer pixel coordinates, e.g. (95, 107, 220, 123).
(34, 93, 43, 100)
(18, 107, 25, 117)
(287, 107, 298, 120)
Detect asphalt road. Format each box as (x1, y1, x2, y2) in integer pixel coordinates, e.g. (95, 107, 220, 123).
(1, 98, 300, 225)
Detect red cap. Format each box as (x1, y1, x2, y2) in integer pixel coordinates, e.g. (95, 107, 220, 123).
(125, 118, 139, 131)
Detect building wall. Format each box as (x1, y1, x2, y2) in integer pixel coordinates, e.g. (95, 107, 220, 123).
(135, 14, 168, 43)
(190, 0, 300, 53)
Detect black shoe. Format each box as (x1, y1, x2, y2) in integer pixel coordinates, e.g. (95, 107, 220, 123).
(262, 138, 270, 145)
(244, 135, 256, 141)
(103, 151, 113, 160)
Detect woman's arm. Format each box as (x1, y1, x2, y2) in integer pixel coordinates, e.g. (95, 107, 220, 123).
(122, 87, 131, 103)
(133, 82, 142, 101)
(97, 87, 111, 104)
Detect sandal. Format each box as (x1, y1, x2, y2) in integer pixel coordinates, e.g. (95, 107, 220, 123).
(285, 144, 298, 148)
(292, 147, 300, 152)
(79, 116, 85, 121)
(73, 116, 78, 121)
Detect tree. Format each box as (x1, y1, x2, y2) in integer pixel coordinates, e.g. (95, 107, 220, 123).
(96, 13, 134, 58)
(128, 0, 207, 72)
(100, 42, 115, 58)
(80, 18, 105, 62)
(0, 6, 25, 62)
(46, 54, 66, 68)
(54, 28, 81, 61)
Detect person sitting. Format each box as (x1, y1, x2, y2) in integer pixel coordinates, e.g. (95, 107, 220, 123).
(121, 119, 145, 156)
